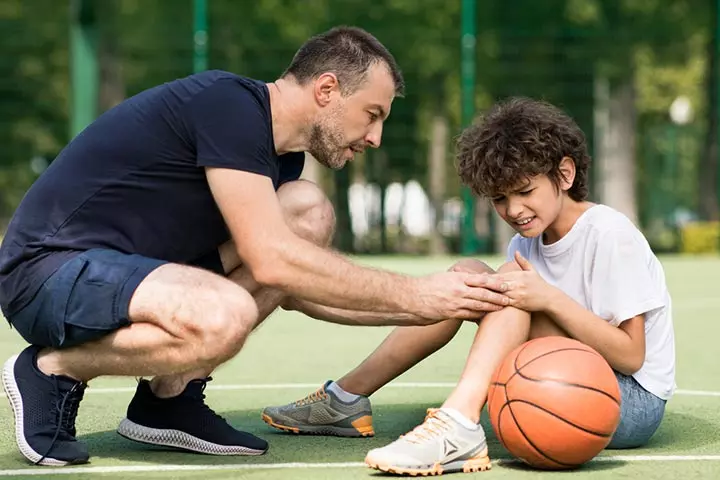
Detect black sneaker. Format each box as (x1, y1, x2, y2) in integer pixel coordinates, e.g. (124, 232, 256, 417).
(117, 377, 268, 455)
(2, 346, 89, 465)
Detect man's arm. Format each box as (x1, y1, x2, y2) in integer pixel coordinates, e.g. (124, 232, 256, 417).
(206, 168, 509, 321)
(282, 297, 424, 327)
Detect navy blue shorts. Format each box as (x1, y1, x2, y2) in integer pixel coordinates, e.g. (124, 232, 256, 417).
(9, 249, 168, 349)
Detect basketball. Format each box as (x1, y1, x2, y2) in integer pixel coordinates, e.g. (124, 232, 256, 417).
(487, 336, 621, 470)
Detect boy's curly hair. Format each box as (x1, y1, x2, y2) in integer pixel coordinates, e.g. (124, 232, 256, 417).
(456, 97, 591, 201)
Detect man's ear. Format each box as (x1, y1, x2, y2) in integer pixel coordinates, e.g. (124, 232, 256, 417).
(313, 73, 339, 107)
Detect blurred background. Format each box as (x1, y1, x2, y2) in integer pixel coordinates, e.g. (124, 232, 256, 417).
(0, 0, 716, 257)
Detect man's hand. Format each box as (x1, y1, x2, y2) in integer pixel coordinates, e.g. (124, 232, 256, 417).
(412, 271, 510, 322)
(488, 251, 557, 312)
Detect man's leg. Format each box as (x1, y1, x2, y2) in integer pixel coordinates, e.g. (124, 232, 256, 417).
(115, 180, 336, 452)
(2, 180, 335, 466)
(147, 179, 336, 397)
(261, 260, 491, 436)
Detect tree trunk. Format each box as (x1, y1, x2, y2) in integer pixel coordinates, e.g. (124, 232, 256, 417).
(97, 0, 125, 113)
(596, 78, 639, 225)
(428, 113, 448, 255)
(699, 8, 719, 221)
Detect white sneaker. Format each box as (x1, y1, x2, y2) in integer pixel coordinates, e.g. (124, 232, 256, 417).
(365, 408, 491, 476)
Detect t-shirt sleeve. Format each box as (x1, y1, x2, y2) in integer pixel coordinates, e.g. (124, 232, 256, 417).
(590, 229, 666, 326)
(506, 234, 524, 263)
(184, 79, 273, 177)
(278, 153, 305, 186)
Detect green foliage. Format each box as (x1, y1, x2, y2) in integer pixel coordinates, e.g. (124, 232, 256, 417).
(0, 0, 713, 248)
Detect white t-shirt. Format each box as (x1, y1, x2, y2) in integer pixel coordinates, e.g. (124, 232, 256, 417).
(506, 204, 676, 400)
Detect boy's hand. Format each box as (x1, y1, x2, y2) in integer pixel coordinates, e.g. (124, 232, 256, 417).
(490, 251, 558, 312)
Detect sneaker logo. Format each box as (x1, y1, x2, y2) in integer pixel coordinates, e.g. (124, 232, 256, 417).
(443, 437, 460, 457)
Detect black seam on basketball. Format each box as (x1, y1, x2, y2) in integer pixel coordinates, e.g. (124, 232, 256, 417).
(505, 395, 571, 468)
(516, 347, 604, 374)
(508, 341, 535, 384)
(496, 398, 508, 449)
(514, 362, 621, 406)
(507, 399, 613, 438)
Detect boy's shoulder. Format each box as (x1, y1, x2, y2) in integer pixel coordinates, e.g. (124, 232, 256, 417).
(582, 204, 649, 243)
(506, 204, 651, 256)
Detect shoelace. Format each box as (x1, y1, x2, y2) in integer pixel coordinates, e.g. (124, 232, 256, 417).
(294, 388, 328, 407)
(401, 408, 452, 444)
(35, 379, 86, 465)
(184, 377, 228, 425)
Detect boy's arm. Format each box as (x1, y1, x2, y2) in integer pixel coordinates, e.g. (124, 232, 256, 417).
(543, 291, 646, 375)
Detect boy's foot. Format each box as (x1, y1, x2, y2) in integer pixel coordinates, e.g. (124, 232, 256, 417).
(261, 381, 374, 437)
(364, 408, 491, 476)
(2, 346, 89, 466)
(117, 378, 267, 455)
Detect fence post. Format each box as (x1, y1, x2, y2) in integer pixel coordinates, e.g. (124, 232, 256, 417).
(70, 0, 98, 138)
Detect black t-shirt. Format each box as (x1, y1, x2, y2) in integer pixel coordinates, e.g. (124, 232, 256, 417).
(0, 70, 304, 316)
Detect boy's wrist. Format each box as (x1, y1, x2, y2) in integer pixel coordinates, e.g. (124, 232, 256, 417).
(543, 286, 565, 315)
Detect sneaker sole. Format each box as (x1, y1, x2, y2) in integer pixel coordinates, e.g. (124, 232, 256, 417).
(261, 413, 375, 437)
(2, 355, 85, 466)
(117, 418, 267, 456)
(365, 449, 492, 476)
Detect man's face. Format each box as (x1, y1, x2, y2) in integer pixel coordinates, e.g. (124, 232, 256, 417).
(309, 63, 396, 170)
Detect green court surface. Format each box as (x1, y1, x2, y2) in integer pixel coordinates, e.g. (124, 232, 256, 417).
(0, 255, 718, 479)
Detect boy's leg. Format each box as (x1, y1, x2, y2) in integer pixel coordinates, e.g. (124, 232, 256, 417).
(364, 261, 529, 475)
(261, 259, 492, 436)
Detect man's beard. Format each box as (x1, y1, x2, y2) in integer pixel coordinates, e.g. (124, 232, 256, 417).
(307, 121, 348, 170)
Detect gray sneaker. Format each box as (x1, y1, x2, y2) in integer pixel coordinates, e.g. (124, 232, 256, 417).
(261, 381, 374, 437)
(365, 408, 491, 475)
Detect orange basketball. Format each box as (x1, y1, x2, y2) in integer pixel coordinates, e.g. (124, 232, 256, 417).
(487, 336, 621, 470)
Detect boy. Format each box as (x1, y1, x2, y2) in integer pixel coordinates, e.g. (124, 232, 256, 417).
(263, 97, 676, 475)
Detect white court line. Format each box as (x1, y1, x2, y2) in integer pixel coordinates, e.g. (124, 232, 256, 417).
(3, 456, 720, 476)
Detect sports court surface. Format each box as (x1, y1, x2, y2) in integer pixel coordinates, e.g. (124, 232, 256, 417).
(0, 255, 718, 479)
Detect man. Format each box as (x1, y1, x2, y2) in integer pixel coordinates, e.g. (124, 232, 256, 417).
(0, 26, 510, 466)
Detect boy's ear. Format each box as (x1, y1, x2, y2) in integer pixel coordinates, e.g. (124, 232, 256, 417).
(559, 156, 576, 191)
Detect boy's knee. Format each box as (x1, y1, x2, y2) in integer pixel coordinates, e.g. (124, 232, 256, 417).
(448, 258, 494, 274)
(529, 312, 568, 339)
(278, 180, 336, 246)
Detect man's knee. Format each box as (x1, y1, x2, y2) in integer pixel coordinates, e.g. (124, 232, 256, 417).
(278, 180, 336, 246)
(130, 265, 259, 366)
(192, 284, 259, 364)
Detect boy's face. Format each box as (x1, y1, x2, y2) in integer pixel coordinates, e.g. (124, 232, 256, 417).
(491, 174, 563, 238)
(490, 155, 578, 240)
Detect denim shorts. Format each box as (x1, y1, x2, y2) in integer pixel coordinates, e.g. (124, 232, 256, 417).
(8, 249, 167, 349)
(608, 372, 667, 449)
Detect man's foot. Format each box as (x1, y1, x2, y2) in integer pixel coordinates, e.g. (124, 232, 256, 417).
(261, 381, 374, 437)
(2, 346, 89, 466)
(365, 408, 491, 476)
(116, 377, 267, 455)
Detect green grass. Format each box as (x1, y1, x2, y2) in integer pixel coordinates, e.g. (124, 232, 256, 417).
(0, 255, 719, 478)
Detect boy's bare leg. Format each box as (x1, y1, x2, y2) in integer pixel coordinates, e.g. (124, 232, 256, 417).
(336, 320, 464, 397)
(364, 260, 528, 474)
(336, 259, 496, 396)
